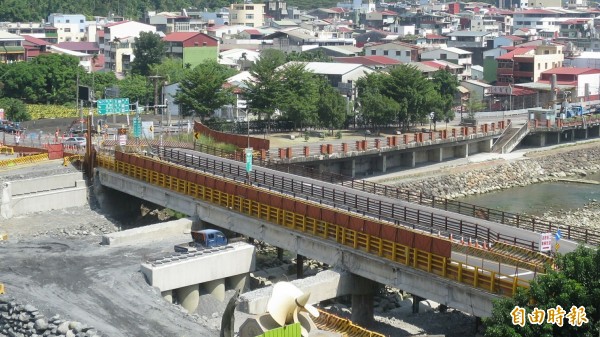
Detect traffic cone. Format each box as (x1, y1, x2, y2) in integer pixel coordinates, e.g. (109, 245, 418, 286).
(450, 233, 453, 242)
(468, 238, 472, 247)
(460, 237, 464, 245)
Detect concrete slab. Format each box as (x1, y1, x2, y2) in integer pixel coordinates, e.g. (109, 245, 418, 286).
(101, 218, 193, 246)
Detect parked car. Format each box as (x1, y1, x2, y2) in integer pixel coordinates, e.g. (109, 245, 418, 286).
(63, 137, 86, 148)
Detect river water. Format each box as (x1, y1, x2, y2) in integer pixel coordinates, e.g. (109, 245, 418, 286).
(457, 172, 600, 216)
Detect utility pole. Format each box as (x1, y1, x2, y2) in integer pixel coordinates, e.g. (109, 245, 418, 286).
(148, 75, 163, 117)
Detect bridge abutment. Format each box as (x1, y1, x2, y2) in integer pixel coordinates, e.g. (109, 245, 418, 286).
(477, 138, 492, 152)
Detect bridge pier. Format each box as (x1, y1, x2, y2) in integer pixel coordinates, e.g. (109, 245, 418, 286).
(376, 155, 387, 173)
(400, 152, 415, 168)
(178, 284, 200, 313)
(350, 275, 376, 327)
(412, 295, 423, 313)
(162, 290, 173, 303)
(454, 144, 469, 158)
(341, 159, 356, 178)
(589, 125, 600, 137)
(277, 247, 284, 261)
(297, 254, 304, 279)
(574, 127, 588, 140)
(227, 273, 248, 292)
(427, 148, 443, 162)
(204, 278, 225, 302)
(478, 138, 492, 152)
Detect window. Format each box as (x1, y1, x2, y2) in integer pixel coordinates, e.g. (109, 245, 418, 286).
(80, 29, 84, 32)
(246, 14, 254, 19)
(65, 28, 71, 32)
(440, 53, 447, 60)
(80, 19, 84, 23)
(231, 14, 238, 19)
(396, 51, 401, 56)
(544, 50, 549, 54)
(383, 50, 388, 55)
(538, 64, 540, 70)
(405, 51, 410, 56)
(370, 50, 376, 55)
(545, 62, 548, 69)
(66, 20, 70, 23)
(203, 42, 207, 46)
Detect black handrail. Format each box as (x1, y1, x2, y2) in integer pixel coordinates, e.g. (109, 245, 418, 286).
(156, 147, 539, 251)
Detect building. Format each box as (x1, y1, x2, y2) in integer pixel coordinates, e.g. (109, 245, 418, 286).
(47, 13, 87, 42)
(364, 10, 398, 29)
(496, 43, 564, 86)
(102, 21, 156, 76)
(446, 31, 491, 49)
(334, 55, 401, 69)
(0, 32, 25, 64)
(22, 35, 51, 60)
(0, 22, 58, 44)
(512, 9, 597, 33)
(539, 67, 600, 101)
(47, 45, 93, 72)
(148, 12, 192, 34)
(420, 46, 472, 79)
(265, 1, 288, 21)
(229, 3, 265, 27)
(363, 41, 420, 63)
(55, 42, 99, 55)
(163, 32, 219, 68)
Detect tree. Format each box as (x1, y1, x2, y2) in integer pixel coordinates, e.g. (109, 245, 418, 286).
(174, 60, 237, 118)
(316, 79, 347, 133)
(131, 32, 166, 76)
(285, 50, 333, 62)
(278, 63, 320, 130)
(484, 246, 600, 337)
(0, 98, 29, 121)
(150, 58, 190, 85)
(431, 68, 459, 128)
(118, 74, 153, 107)
(80, 71, 118, 101)
(465, 93, 487, 118)
(359, 90, 400, 133)
(243, 49, 286, 122)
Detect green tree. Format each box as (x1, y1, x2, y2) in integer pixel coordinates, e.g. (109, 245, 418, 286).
(316, 79, 347, 133)
(465, 93, 487, 118)
(118, 74, 153, 106)
(278, 63, 320, 130)
(243, 49, 286, 122)
(174, 60, 237, 118)
(150, 58, 190, 85)
(131, 31, 166, 76)
(285, 50, 333, 62)
(80, 71, 118, 101)
(431, 68, 459, 128)
(484, 246, 600, 337)
(359, 90, 400, 132)
(0, 97, 29, 121)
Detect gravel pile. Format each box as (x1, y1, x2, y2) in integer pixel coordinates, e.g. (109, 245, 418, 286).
(0, 297, 103, 337)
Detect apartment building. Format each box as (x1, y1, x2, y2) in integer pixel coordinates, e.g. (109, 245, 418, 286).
(496, 42, 564, 85)
(47, 13, 87, 42)
(229, 3, 265, 27)
(0, 31, 25, 63)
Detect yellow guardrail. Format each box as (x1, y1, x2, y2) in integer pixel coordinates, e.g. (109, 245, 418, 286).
(0, 153, 49, 168)
(63, 155, 84, 167)
(0, 284, 4, 294)
(97, 154, 530, 296)
(0, 146, 14, 155)
(314, 309, 384, 337)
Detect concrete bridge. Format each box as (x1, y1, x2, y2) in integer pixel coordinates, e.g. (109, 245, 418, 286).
(92, 150, 556, 322)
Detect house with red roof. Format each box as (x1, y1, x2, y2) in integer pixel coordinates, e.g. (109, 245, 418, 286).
(22, 35, 52, 60)
(496, 43, 564, 86)
(163, 32, 219, 68)
(539, 67, 600, 100)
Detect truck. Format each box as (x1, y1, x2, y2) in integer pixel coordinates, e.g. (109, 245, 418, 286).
(174, 229, 228, 253)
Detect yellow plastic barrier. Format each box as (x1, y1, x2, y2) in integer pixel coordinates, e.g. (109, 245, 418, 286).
(97, 154, 530, 297)
(0, 233, 7, 241)
(314, 309, 384, 337)
(0, 284, 4, 295)
(0, 153, 49, 168)
(0, 146, 14, 155)
(63, 155, 84, 167)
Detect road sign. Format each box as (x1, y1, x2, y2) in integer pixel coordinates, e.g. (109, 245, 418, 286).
(98, 98, 130, 115)
(540, 232, 552, 252)
(133, 116, 142, 138)
(194, 132, 199, 140)
(555, 243, 560, 251)
(555, 229, 562, 241)
(245, 148, 253, 172)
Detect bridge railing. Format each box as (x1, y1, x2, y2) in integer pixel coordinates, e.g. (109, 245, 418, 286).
(156, 148, 539, 251)
(97, 152, 531, 297)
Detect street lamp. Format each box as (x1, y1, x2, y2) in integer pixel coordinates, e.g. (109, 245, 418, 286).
(429, 112, 435, 131)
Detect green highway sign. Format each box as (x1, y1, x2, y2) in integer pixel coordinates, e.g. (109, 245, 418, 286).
(133, 116, 142, 138)
(245, 148, 253, 172)
(98, 98, 130, 115)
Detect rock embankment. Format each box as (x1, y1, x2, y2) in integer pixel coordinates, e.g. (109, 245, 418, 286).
(0, 297, 102, 337)
(390, 145, 600, 199)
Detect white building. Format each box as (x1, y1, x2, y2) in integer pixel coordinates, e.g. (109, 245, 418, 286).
(420, 47, 473, 79)
(101, 21, 156, 75)
(229, 3, 265, 27)
(47, 45, 93, 72)
(47, 13, 87, 43)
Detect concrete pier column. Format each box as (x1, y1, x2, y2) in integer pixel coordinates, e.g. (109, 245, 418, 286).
(538, 133, 546, 147)
(350, 275, 376, 327)
(478, 138, 493, 152)
(277, 247, 284, 261)
(227, 273, 248, 293)
(571, 129, 575, 141)
(204, 278, 226, 302)
(178, 284, 200, 313)
(454, 144, 469, 158)
(341, 159, 356, 178)
(376, 155, 387, 173)
(427, 148, 443, 162)
(162, 290, 173, 303)
(296, 254, 304, 279)
(556, 132, 561, 144)
(412, 295, 423, 313)
(401, 152, 416, 168)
